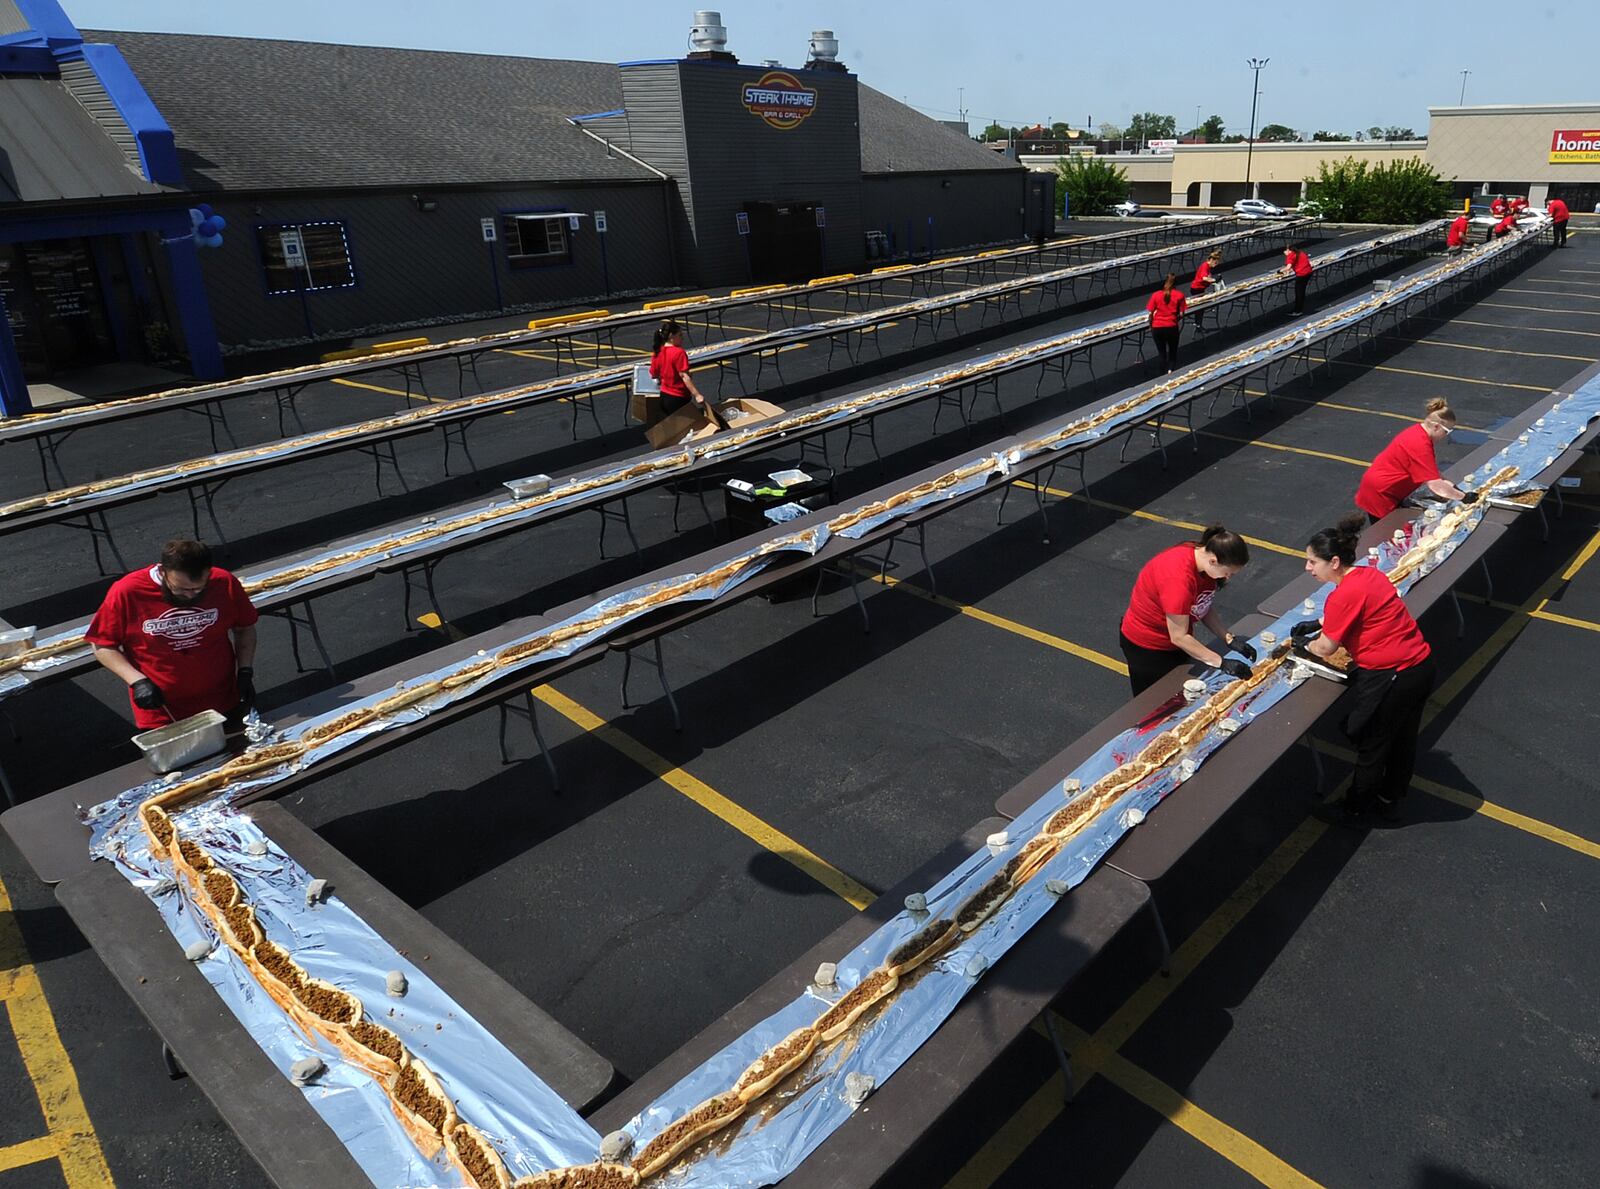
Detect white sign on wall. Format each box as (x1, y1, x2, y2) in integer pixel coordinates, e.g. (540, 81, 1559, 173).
(595, 210, 608, 233)
(480, 217, 497, 242)
(279, 229, 305, 265)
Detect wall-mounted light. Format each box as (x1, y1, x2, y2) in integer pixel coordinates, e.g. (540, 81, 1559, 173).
(940, 179, 952, 189)
(411, 194, 438, 212)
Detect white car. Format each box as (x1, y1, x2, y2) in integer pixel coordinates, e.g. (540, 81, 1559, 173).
(1112, 200, 1142, 216)
(1233, 198, 1287, 218)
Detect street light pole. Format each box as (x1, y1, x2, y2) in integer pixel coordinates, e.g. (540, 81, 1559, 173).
(1459, 68, 1470, 105)
(1245, 56, 1268, 200)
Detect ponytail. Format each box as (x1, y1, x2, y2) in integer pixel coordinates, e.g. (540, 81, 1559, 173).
(652, 320, 683, 356)
(1307, 512, 1367, 567)
(1423, 396, 1456, 426)
(1162, 272, 1178, 294)
(1198, 523, 1249, 568)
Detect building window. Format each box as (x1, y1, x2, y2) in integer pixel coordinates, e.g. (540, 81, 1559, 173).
(256, 220, 358, 294)
(503, 213, 573, 267)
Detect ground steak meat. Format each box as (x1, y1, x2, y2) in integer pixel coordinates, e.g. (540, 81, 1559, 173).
(887, 919, 953, 971)
(176, 839, 211, 870)
(349, 1020, 403, 1063)
(393, 1063, 449, 1132)
(955, 873, 1013, 931)
(141, 805, 174, 847)
(294, 980, 358, 1024)
(255, 941, 304, 991)
(733, 1029, 815, 1096)
(451, 1127, 500, 1188)
(812, 968, 895, 1036)
(202, 870, 238, 908)
(631, 1093, 742, 1172)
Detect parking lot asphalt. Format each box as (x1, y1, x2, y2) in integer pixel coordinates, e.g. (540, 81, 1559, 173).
(1, 219, 1597, 1188)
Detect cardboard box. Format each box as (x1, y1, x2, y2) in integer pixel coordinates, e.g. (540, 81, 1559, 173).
(629, 391, 664, 427)
(645, 398, 785, 449)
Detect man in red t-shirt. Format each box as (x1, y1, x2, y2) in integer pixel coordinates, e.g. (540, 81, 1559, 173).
(1490, 195, 1507, 217)
(1294, 515, 1436, 824)
(1355, 400, 1469, 522)
(1283, 247, 1313, 315)
(86, 538, 259, 730)
(1547, 197, 1570, 248)
(1446, 213, 1470, 252)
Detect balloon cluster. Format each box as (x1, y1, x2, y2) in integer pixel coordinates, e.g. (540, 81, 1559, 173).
(189, 204, 227, 249)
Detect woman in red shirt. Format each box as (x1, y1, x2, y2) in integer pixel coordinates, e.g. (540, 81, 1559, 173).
(649, 320, 722, 425)
(1354, 397, 1470, 523)
(1118, 524, 1253, 695)
(1291, 513, 1436, 824)
(1283, 247, 1314, 315)
(1189, 251, 1224, 296)
(1145, 273, 1187, 374)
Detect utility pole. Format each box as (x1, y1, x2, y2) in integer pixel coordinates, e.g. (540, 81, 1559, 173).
(1245, 57, 1268, 198)
(1459, 68, 1470, 105)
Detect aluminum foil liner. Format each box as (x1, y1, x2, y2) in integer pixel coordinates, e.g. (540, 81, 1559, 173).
(101, 806, 599, 1185)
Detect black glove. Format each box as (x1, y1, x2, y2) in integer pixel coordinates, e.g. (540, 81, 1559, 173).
(1290, 618, 1322, 640)
(1228, 637, 1258, 663)
(236, 667, 256, 710)
(1219, 658, 1253, 681)
(130, 678, 165, 711)
(1460, 490, 1481, 505)
(1290, 638, 1315, 661)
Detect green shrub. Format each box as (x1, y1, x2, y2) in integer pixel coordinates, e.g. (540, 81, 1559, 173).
(1055, 155, 1130, 216)
(1303, 156, 1451, 223)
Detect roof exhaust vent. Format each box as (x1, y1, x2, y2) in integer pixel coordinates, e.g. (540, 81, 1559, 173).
(807, 30, 839, 62)
(688, 11, 729, 54)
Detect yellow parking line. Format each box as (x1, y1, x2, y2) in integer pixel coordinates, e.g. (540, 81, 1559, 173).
(1384, 336, 1595, 364)
(1502, 286, 1600, 299)
(1331, 360, 1548, 392)
(1020, 481, 1306, 558)
(0, 871, 116, 1188)
(1054, 1017, 1325, 1189)
(0, 1135, 60, 1172)
(1456, 591, 1600, 635)
(1430, 317, 1600, 340)
(330, 376, 452, 405)
(1156, 422, 1371, 468)
(531, 685, 876, 909)
(947, 817, 1328, 1188)
(868, 571, 1128, 674)
(1478, 301, 1598, 316)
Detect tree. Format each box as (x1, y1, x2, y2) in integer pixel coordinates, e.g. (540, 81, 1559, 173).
(1366, 126, 1384, 141)
(1311, 130, 1351, 142)
(1126, 112, 1177, 142)
(1050, 121, 1072, 138)
(1097, 122, 1123, 141)
(1056, 155, 1130, 216)
(1303, 156, 1450, 223)
(1383, 126, 1418, 141)
(1200, 114, 1225, 143)
(1257, 123, 1300, 142)
(981, 123, 1008, 142)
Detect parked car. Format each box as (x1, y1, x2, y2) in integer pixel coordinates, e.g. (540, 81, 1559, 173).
(1233, 198, 1287, 218)
(1112, 200, 1142, 216)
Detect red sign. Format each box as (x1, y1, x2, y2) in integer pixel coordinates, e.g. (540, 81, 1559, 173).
(742, 71, 818, 130)
(1550, 128, 1600, 164)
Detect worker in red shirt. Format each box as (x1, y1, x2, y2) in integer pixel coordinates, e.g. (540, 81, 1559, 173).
(86, 538, 259, 730)
(1189, 250, 1224, 296)
(1489, 195, 1507, 217)
(648, 319, 724, 428)
(1510, 195, 1528, 213)
(1283, 246, 1314, 315)
(1291, 514, 1436, 824)
(1118, 525, 1254, 695)
(1144, 272, 1187, 374)
(1547, 196, 1570, 247)
(1445, 213, 1470, 253)
(1355, 398, 1473, 523)
(1489, 210, 1517, 241)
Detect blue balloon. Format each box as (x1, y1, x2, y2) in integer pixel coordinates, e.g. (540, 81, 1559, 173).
(210, 214, 226, 231)
(189, 207, 205, 228)
(199, 217, 221, 237)
(196, 203, 214, 219)
(200, 233, 223, 248)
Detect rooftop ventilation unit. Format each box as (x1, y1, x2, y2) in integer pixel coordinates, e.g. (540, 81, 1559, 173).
(688, 11, 728, 54)
(807, 30, 839, 62)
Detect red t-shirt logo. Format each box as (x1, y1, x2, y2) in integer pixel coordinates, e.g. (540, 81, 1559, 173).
(141, 606, 222, 648)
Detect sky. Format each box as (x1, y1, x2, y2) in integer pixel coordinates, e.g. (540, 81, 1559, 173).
(62, 1, 1600, 138)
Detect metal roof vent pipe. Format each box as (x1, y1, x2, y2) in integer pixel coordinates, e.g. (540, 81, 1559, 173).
(804, 29, 847, 71)
(687, 11, 735, 60)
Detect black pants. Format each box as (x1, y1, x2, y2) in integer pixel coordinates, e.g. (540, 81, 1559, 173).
(1292, 274, 1309, 314)
(659, 392, 691, 416)
(1120, 632, 1185, 696)
(1151, 325, 1181, 371)
(1553, 220, 1568, 247)
(1344, 656, 1436, 810)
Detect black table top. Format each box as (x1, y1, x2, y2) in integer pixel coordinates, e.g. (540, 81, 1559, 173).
(590, 818, 1152, 1189)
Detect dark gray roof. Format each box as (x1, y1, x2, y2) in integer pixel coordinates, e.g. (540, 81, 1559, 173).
(90, 31, 660, 192)
(857, 86, 1021, 175)
(82, 30, 1015, 193)
(0, 73, 168, 204)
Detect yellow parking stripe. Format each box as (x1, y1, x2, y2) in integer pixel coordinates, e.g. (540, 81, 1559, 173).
(0, 872, 115, 1188)
(1154, 423, 1371, 468)
(1431, 317, 1600, 340)
(1331, 360, 1548, 392)
(1502, 286, 1600, 299)
(0, 1135, 60, 1172)
(866, 571, 1128, 674)
(1384, 336, 1595, 364)
(330, 376, 451, 406)
(1020, 480, 1306, 558)
(1055, 1017, 1325, 1189)
(531, 685, 876, 909)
